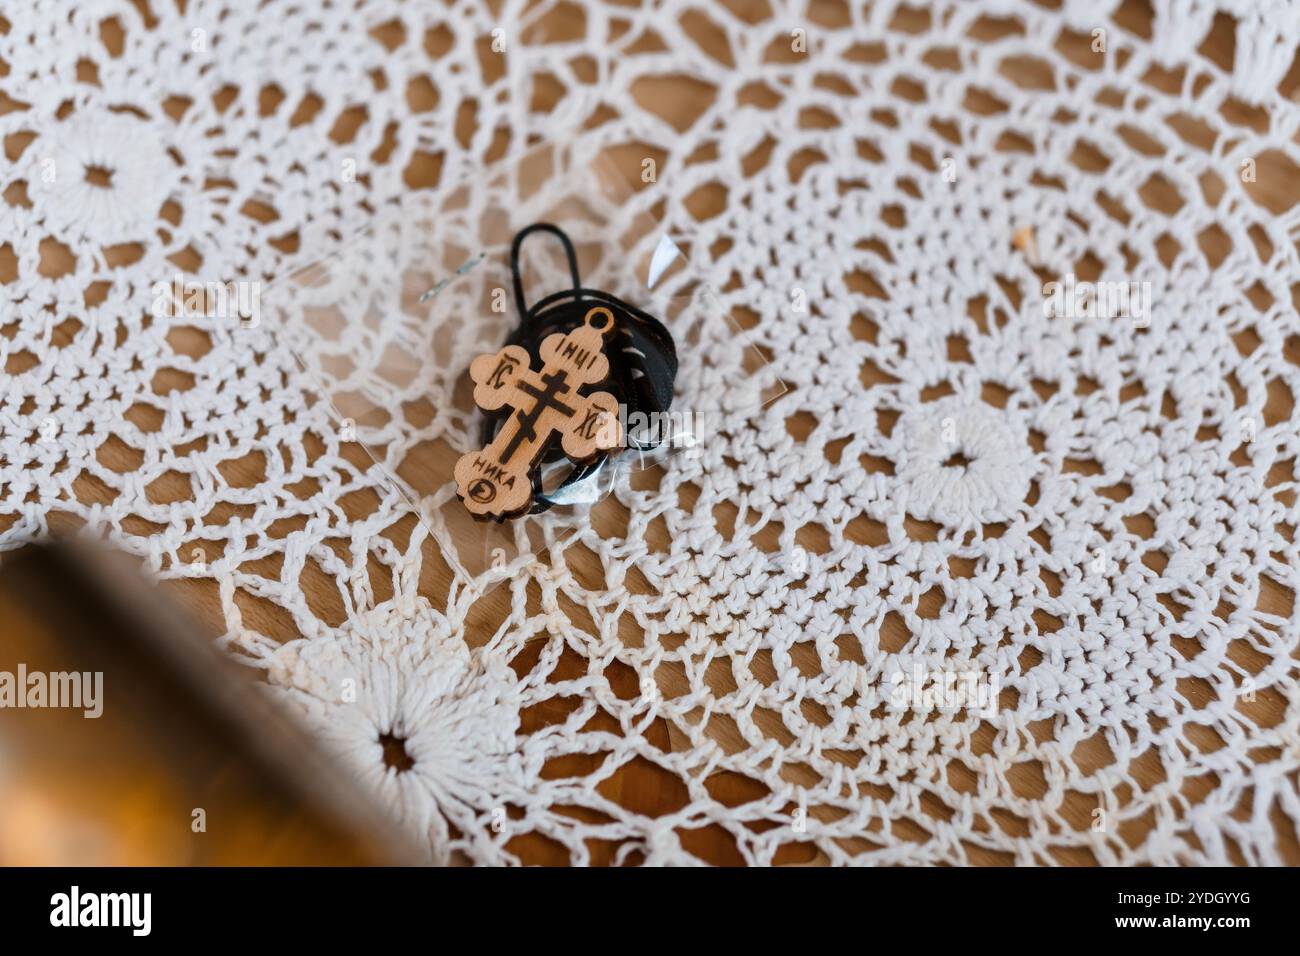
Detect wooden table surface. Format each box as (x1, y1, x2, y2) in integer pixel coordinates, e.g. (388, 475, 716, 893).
(12, 1, 1297, 865)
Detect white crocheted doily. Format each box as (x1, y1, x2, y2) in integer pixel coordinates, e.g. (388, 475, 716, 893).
(3, 0, 1299, 865)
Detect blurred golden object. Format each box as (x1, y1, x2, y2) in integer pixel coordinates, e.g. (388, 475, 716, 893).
(0, 543, 418, 866)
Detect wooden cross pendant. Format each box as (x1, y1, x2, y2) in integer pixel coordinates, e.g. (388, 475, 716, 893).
(455, 306, 623, 518)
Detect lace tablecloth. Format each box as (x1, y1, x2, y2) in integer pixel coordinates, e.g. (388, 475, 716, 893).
(2, 0, 1298, 865)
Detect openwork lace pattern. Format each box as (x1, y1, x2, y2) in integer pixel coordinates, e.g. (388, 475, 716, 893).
(2, 0, 1298, 865)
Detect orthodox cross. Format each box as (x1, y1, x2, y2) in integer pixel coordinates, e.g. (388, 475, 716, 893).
(455, 307, 623, 518)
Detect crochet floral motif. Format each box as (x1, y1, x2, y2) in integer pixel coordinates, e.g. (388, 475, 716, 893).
(29, 111, 176, 245)
(897, 399, 1034, 525)
(267, 596, 523, 865)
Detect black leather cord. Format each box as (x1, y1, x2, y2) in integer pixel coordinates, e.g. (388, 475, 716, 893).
(481, 222, 678, 514)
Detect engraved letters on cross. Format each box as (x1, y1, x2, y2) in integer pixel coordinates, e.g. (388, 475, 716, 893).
(455, 307, 623, 518)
